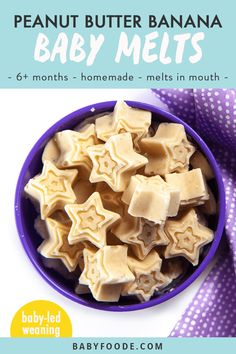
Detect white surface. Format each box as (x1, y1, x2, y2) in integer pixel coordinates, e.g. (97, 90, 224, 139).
(0, 88, 211, 337)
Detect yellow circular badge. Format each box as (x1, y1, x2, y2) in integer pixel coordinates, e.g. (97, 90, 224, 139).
(10, 300, 72, 337)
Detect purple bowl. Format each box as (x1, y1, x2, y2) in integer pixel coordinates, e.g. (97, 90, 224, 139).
(15, 101, 225, 312)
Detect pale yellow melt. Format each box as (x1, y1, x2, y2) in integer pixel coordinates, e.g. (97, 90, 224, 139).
(24, 160, 78, 219)
(128, 183, 171, 223)
(55, 124, 98, 176)
(38, 218, 84, 272)
(95, 101, 151, 150)
(65, 192, 120, 248)
(79, 246, 135, 302)
(122, 174, 180, 219)
(162, 208, 214, 266)
(87, 133, 148, 192)
(165, 168, 209, 207)
(112, 207, 169, 260)
(140, 123, 195, 175)
(122, 250, 164, 302)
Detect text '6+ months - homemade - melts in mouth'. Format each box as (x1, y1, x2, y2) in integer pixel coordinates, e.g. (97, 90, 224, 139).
(24, 101, 216, 303)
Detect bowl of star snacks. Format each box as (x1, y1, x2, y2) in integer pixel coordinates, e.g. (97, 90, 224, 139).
(15, 100, 225, 311)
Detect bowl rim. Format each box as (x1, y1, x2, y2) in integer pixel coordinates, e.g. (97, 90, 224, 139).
(15, 100, 226, 312)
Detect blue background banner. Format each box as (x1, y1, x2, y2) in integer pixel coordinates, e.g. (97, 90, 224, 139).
(0, 338, 236, 354)
(0, 0, 235, 88)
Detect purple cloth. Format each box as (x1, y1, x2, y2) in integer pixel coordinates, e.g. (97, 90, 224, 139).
(152, 89, 236, 337)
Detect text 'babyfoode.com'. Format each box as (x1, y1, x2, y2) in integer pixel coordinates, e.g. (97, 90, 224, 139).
(72, 340, 163, 352)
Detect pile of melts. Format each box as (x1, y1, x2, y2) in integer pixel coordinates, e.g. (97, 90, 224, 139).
(25, 101, 217, 302)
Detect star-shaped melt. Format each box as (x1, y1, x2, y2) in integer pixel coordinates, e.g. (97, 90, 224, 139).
(122, 250, 163, 302)
(112, 207, 169, 260)
(55, 124, 98, 175)
(38, 218, 84, 272)
(95, 101, 151, 151)
(24, 160, 78, 219)
(65, 192, 120, 248)
(80, 246, 135, 302)
(163, 208, 214, 265)
(87, 133, 148, 192)
(131, 221, 169, 260)
(140, 123, 195, 175)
